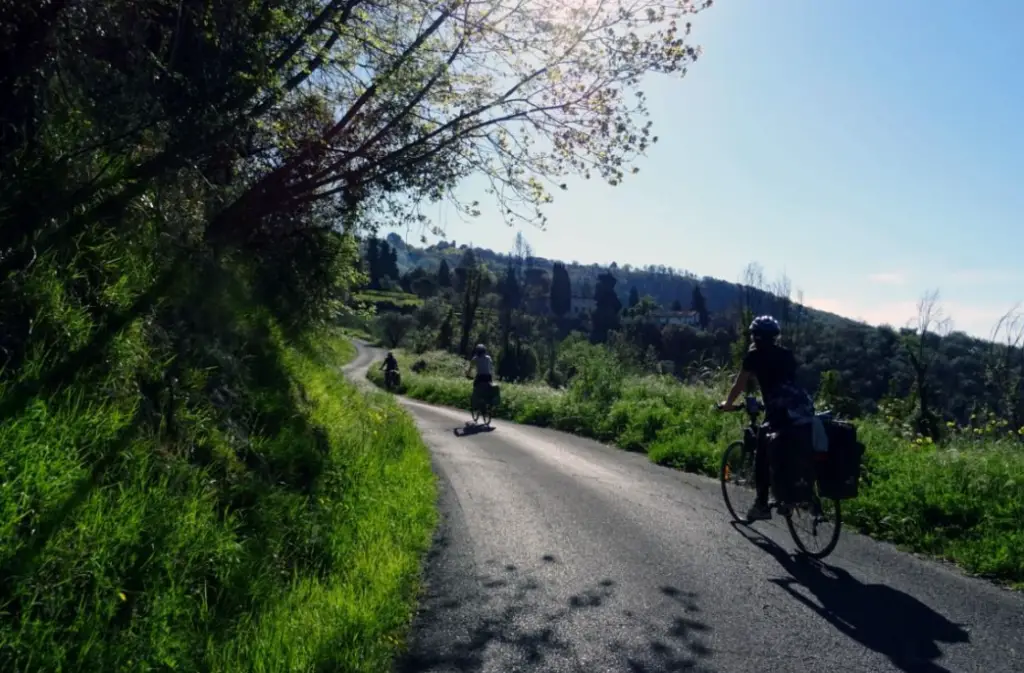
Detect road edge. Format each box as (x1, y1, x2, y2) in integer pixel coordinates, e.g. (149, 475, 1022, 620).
(353, 343, 1023, 594)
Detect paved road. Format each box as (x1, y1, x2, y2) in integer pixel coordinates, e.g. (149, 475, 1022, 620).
(344, 342, 1023, 673)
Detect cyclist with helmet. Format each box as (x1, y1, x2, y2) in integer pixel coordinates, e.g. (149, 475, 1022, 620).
(380, 351, 399, 375)
(378, 352, 397, 389)
(465, 343, 494, 386)
(719, 315, 812, 521)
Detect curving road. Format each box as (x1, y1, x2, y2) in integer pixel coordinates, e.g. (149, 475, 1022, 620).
(343, 341, 1023, 673)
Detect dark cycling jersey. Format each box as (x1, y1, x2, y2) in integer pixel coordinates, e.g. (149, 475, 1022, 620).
(742, 343, 797, 407)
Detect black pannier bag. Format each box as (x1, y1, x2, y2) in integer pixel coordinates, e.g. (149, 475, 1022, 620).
(814, 419, 866, 500)
(767, 425, 815, 504)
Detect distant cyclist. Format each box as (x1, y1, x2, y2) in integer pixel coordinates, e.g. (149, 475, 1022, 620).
(718, 315, 813, 521)
(465, 343, 494, 390)
(380, 351, 399, 385)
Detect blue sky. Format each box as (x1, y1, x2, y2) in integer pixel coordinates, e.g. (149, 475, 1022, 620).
(384, 1, 1024, 340)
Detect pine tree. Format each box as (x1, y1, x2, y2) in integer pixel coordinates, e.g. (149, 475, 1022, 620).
(591, 271, 622, 343)
(550, 262, 571, 319)
(437, 309, 454, 350)
(366, 238, 380, 288)
(691, 284, 710, 329)
(380, 241, 399, 281)
(437, 258, 452, 287)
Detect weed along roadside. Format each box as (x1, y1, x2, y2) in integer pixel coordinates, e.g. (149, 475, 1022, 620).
(0, 331, 436, 672)
(368, 347, 1024, 589)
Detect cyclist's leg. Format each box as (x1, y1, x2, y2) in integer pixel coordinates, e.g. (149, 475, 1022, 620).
(470, 375, 483, 403)
(754, 431, 771, 505)
(474, 374, 493, 409)
(747, 424, 774, 520)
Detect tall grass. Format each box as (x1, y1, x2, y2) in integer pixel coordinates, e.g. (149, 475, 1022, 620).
(354, 290, 423, 308)
(0, 332, 436, 672)
(372, 349, 1024, 587)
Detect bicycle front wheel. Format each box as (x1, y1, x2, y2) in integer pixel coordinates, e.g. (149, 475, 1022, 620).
(786, 485, 842, 558)
(721, 440, 757, 522)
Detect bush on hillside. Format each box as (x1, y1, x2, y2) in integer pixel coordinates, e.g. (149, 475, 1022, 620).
(497, 343, 540, 382)
(404, 349, 470, 379)
(406, 327, 439, 354)
(378, 312, 417, 348)
(0, 327, 436, 672)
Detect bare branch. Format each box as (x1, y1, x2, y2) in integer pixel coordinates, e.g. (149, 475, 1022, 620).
(241, 0, 713, 234)
(910, 289, 952, 338)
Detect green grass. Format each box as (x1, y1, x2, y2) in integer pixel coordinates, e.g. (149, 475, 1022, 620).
(353, 289, 423, 308)
(0, 331, 436, 672)
(371, 350, 1024, 587)
(334, 335, 357, 362)
(401, 349, 473, 379)
(336, 308, 380, 344)
(339, 325, 378, 343)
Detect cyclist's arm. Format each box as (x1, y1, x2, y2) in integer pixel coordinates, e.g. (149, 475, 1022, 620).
(723, 370, 751, 408)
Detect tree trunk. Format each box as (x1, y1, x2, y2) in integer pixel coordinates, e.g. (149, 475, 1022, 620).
(458, 272, 481, 356)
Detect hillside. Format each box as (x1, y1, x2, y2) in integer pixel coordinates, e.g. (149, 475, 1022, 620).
(366, 235, 1023, 429)
(384, 234, 856, 328)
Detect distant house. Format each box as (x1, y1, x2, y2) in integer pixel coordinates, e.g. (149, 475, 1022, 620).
(652, 309, 701, 328)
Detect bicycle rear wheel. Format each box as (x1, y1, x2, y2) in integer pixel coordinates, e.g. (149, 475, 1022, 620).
(720, 440, 757, 522)
(785, 485, 842, 558)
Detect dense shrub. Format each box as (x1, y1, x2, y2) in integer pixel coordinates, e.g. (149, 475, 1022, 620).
(1, 330, 436, 671)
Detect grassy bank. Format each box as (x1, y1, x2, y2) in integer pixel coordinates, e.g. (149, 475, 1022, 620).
(371, 349, 1024, 587)
(0, 331, 436, 672)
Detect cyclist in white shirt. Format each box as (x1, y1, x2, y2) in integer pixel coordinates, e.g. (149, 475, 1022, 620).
(466, 343, 494, 387)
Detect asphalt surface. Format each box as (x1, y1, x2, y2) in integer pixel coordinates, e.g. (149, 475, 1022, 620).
(343, 341, 1024, 673)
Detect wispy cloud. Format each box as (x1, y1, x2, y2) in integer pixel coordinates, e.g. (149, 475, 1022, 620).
(805, 298, 919, 328)
(948, 269, 1022, 286)
(804, 296, 1013, 340)
(866, 271, 907, 285)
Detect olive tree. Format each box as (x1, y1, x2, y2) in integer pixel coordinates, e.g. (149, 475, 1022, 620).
(211, 0, 716, 243)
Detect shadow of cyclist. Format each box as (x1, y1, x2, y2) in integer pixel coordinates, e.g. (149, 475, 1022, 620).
(453, 424, 496, 438)
(733, 523, 970, 673)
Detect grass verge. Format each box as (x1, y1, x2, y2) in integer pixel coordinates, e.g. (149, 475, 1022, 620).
(370, 349, 1024, 588)
(0, 331, 436, 672)
(353, 290, 423, 308)
(339, 326, 378, 344)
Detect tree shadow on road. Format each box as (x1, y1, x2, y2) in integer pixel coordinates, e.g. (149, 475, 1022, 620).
(733, 523, 970, 673)
(453, 424, 495, 438)
(609, 584, 713, 673)
(396, 551, 714, 672)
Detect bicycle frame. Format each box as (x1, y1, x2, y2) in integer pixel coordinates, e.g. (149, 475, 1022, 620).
(737, 396, 766, 455)
(470, 384, 492, 411)
(721, 395, 843, 557)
